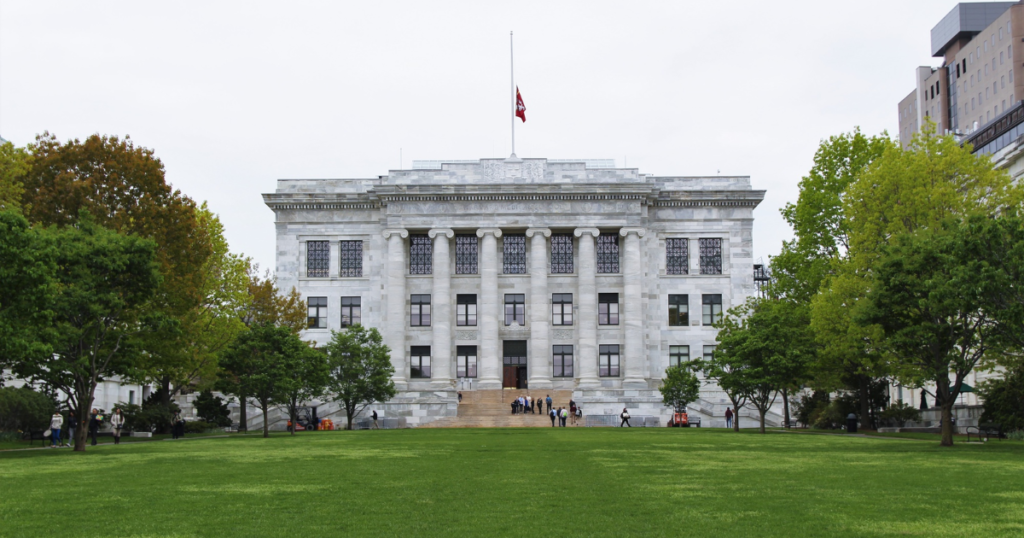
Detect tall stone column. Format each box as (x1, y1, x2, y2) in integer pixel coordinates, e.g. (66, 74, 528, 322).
(429, 228, 454, 388)
(477, 228, 503, 389)
(526, 228, 552, 389)
(621, 227, 647, 388)
(383, 229, 409, 390)
(575, 228, 600, 388)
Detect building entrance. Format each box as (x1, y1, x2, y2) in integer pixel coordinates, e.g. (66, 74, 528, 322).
(502, 340, 528, 389)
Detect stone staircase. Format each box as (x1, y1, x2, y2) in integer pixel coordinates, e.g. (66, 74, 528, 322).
(419, 389, 575, 428)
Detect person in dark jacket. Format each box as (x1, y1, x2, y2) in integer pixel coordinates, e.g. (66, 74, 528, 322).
(549, 407, 557, 427)
(66, 411, 78, 448)
(172, 411, 185, 439)
(620, 408, 631, 427)
(89, 409, 101, 445)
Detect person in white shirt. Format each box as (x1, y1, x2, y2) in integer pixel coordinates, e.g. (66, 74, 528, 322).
(49, 412, 63, 448)
(110, 409, 125, 445)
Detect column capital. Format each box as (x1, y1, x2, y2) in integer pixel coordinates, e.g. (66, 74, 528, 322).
(619, 227, 647, 238)
(383, 229, 408, 239)
(428, 228, 454, 239)
(574, 227, 600, 238)
(525, 227, 551, 238)
(476, 228, 503, 238)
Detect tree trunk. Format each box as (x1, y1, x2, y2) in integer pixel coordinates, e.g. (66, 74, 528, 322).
(858, 375, 871, 431)
(940, 402, 955, 447)
(238, 396, 248, 433)
(782, 389, 791, 429)
(260, 401, 269, 438)
(346, 405, 355, 431)
(759, 408, 766, 434)
(73, 380, 94, 452)
(161, 377, 171, 407)
(730, 397, 742, 432)
(289, 398, 297, 435)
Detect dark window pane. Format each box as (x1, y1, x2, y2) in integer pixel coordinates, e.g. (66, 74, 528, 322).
(340, 241, 363, 277)
(503, 234, 527, 274)
(551, 234, 574, 274)
(699, 238, 723, 275)
(456, 235, 478, 274)
(410, 235, 432, 274)
(666, 238, 688, 275)
(596, 235, 620, 273)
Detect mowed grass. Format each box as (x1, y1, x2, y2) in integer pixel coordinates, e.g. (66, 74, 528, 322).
(1, 429, 1023, 537)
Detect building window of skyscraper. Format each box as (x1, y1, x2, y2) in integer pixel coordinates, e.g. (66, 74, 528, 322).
(1001, 51, 1005, 65)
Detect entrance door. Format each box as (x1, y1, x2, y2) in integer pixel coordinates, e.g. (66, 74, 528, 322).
(503, 340, 528, 389)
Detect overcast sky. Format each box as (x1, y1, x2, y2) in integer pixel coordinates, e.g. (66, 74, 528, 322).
(1, 1, 957, 271)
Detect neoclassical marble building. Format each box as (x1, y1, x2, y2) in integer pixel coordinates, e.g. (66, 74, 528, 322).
(263, 157, 767, 426)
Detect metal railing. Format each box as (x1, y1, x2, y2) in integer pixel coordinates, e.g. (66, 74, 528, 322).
(584, 415, 660, 428)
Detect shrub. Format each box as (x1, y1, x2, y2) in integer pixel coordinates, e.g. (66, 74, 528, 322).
(0, 386, 57, 432)
(794, 391, 830, 427)
(1006, 430, 1024, 441)
(194, 390, 232, 427)
(0, 431, 22, 442)
(184, 420, 214, 434)
(978, 368, 1024, 432)
(879, 401, 921, 427)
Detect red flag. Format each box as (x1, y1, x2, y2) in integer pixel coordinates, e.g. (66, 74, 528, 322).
(515, 87, 526, 122)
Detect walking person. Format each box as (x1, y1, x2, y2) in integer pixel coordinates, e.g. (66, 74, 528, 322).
(526, 396, 533, 414)
(66, 411, 77, 448)
(171, 411, 183, 440)
(569, 400, 577, 425)
(575, 405, 582, 426)
(111, 408, 125, 445)
(560, 407, 568, 427)
(49, 411, 63, 448)
(725, 407, 733, 429)
(457, 391, 463, 404)
(546, 395, 552, 413)
(511, 400, 518, 415)
(89, 409, 101, 446)
(549, 406, 557, 427)
(371, 410, 379, 429)
(620, 408, 631, 428)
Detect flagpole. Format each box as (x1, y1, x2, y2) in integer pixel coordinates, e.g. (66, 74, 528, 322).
(510, 30, 516, 158)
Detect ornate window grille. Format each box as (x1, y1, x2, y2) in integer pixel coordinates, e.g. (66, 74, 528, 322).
(550, 234, 574, 274)
(455, 235, 478, 275)
(596, 235, 619, 273)
(340, 296, 361, 327)
(340, 240, 363, 277)
(503, 234, 527, 274)
(409, 235, 432, 275)
(699, 238, 723, 275)
(599, 344, 620, 377)
(306, 241, 330, 277)
(670, 345, 690, 367)
(666, 238, 688, 275)
(553, 345, 574, 377)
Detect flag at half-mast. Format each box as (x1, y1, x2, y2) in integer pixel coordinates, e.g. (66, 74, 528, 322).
(515, 87, 526, 122)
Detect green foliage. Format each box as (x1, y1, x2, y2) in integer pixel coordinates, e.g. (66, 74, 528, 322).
(218, 323, 311, 437)
(323, 324, 396, 430)
(118, 397, 180, 433)
(793, 390, 830, 427)
(0, 141, 30, 213)
(0, 210, 55, 367)
(194, 389, 232, 427)
(978, 367, 1024, 432)
(184, 420, 215, 434)
(280, 345, 330, 435)
(880, 401, 921, 428)
(659, 365, 701, 413)
(0, 386, 56, 432)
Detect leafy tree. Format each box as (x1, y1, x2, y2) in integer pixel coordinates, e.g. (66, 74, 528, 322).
(977, 366, 1024, 433)
(695, 343, 750, 433)
(193, 389, 232, 428)
(659, 365, 701, 414)
(962, 213, 1024, 352)
(793, 390, 830, 428)
(323, 325, 396, 430)
(0, 211, 54, 371)
(240, 264, 307, 335)
(20, 133, 214, 409)
(6, 213, 161, 451)
(859, 223, 1001, 446)
(218, 324, 307, 438)
(281, 346, 330, 435)
(0, 386, 56, 432)
(0, 141, 30, 213)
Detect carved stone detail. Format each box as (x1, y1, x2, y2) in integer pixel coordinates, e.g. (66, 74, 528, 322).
(552, 329, 574, 340)
(456, 331, 478, 341)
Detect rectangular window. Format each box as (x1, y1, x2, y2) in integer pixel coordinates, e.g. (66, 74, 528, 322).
(702, 294, 723, 326)
(599, 344, 620, 377)
(504, 294, 525, 326)
(410, 346, 431, 378)
(669, 345, 689, 368)
(457, 345, 477, 378)
(598, 293, 619, 325)
(129, 390, 135, 406)
(456, 294, 477, 326)
(339, 240, 362, 277)
(340, 296, 361, 327)
(455, 235, 478, 275)
(668, 294, 689, 326)
(307, 297, 327, 329)
(306, 240, 329, 278)
(503, 234, 527, 274)
(596, 235, 620, 273)
(703, 345, 716, 362)
(411, 294, 431, 326)
(550, 233, 574, 273)
(503, 340, 527, 366)
(1001, 51, 1005, 65)
(666, 238, 688, 275)
(552, 293, 573, 326)
(409, 235, 432, 275)
(699, 238, 723, 275)
(553, 345, 574, 377)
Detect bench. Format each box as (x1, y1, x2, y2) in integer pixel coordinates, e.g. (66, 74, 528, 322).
(25, 430, 47, 446)
(966, 423, 1003, 442)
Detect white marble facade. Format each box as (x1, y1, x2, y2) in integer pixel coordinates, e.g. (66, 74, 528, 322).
(264, 157, 767, 427)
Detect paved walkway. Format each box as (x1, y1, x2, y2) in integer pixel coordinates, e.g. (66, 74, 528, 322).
(0, 435, 232, 452)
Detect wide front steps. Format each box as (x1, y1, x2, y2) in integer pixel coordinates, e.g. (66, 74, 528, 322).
(420, 389, 574, 428)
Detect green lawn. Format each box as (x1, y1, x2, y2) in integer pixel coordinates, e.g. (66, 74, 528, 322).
(1, 429, 1023, 537)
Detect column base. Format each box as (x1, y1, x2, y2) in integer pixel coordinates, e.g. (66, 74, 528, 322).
(431, 380, 455, 390)
(476, 379, 503, 390)
(528, 378, 553, 389)
(577, 377, 601, 389)
(622, 377, 648, 389)
(393, 380, 409, 391)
